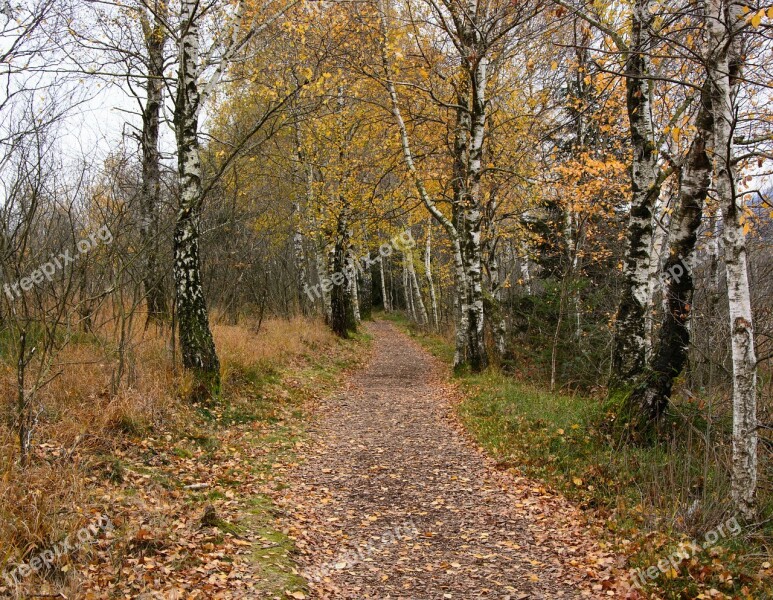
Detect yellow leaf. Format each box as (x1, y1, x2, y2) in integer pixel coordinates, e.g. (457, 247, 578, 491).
(572, 477, 583, 486)
(768, 7, 773, 18)
(551, 61, 558, 71)
(750, 10, 763, 27)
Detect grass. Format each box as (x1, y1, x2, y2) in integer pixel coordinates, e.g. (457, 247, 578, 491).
(0, 313, 366, 599)
(385, 312, 773, 600)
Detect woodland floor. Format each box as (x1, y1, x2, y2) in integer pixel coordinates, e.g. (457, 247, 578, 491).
(279, 322, 630, 599)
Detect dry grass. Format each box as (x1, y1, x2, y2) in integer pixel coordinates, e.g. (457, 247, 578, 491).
(215, 316, 338, 372)
(0, 313, 342, 595)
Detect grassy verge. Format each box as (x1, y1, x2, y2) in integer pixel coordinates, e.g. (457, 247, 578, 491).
(385, 312, 772, 600)
(0, 317, 366, 599)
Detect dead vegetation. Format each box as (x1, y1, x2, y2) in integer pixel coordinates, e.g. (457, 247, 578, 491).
(0, 314, 361, 598)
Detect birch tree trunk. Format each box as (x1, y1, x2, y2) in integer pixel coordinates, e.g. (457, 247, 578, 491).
(519, 239, 532, 294)
(610, 0, 661, 391)
(707, 0, 757, 519)
(483, 194, 506, 360)
(359, 252, 373, 321)
(625, 81, 713, 430)
(645, 196, 671, 358)
(317, 242, 332, 321)
(173, 0, 220, 398)
(489, 250, 507, 360)
(402, 254, 415, 320)
(459, 46, 489, 371)
(407, 249, 429, 326)
(139, 2, 167, 323)
(424, 222, 439, 330)
(292, 123, 308, 316)
(349, 256, 361, 324)
(380, 255, 391, 312)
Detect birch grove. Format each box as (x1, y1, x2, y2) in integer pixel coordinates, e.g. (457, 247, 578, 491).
(0, 0, 769, 570)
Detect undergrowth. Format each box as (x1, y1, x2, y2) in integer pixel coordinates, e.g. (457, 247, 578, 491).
(385, 311, 773, 599)
(0, 314, 364, 599)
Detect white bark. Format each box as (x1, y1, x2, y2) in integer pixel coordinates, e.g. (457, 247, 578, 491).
(380, 255, 391, 312)
(425, 222, 439, 329)
(708, 206, 722, 294)
(173, 0, 220, 386)
(349, 258, 361, 324)
(646, 196, 671, 357)
(707, 0, 757, 519)
(317, 246, 332, 321)
(518, 239, 532, 294)
(292, 123, 308, 314)
(402, 255, 415, 319)
(564, 203, 581, 340)
(610, 0, 660, 387)
(406, 250, 429, 326)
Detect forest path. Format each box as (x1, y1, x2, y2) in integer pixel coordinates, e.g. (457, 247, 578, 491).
(279, 321, 623, 599)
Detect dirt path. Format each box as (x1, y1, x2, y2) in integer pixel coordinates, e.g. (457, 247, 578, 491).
(280, 322, 625, 599)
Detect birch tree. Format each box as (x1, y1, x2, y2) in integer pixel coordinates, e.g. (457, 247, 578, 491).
(172, 0, 298, 396)
(608, 0, 662, 390)
(173, 0, 221, 397)
(425, 221, 439, 330)
(707, 0, 758, 519)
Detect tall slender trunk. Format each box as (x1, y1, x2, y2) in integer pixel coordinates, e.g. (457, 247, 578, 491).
(349, 256, 361, 324)
(563, 206, 581, 341)
(402, 254, 414, 319)
(708, 0, 757, 519)
(625, 81, 713, 429)
(483, 192, 506, 360)
(359, 251, 373, 321)
(380, 255, 391, 312)
(460, 48, 489, 371)
(292, 123, 308, 316)
(611, 0, 661, 390)
(519, 239, 532, 294)
(173, 0, 220, 399)
(316, 240, 332, 321)
(139, 2, 168, 323)
(645, 196, 671, 357)
(424, 222, 439, 329)
(489, 250, 507, 360)
(406, 249, 429, 325)
(309, 168, 332, 321)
